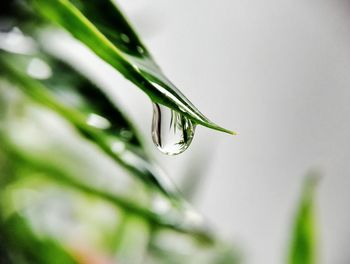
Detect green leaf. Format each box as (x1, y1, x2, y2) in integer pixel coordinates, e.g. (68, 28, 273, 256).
(1, 141, 214, 243)
(288, 176, 319, 264)
(37, 54, 144, 148)
(0, 52, 178, 198)
(0, 214, 78, 264)
(30, 0, 236, 135)
(8, 53, 143, 148)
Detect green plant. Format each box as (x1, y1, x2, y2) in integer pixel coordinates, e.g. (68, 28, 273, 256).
(0, 1, 319, 264)
(288, 176, 319, 264)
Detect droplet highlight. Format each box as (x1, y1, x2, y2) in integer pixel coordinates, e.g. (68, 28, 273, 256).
(26, 58, 52, 80)
(0, 27, 37, 54)
(152, 103, 196, 155)
(86, 113, 111, 129)
(120, 33, 130, 43)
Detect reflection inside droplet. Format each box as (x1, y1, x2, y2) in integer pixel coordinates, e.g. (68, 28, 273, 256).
(26, 58, 52, 80)
(152, 103, 196, 155)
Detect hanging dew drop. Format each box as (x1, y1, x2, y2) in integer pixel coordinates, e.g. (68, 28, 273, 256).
(152, 103, 196, 155)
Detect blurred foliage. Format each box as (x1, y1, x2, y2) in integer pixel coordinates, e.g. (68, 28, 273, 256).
(288, 176, 319, 264)
(0, 1, 319, 264)
(0, 214, 78, 264)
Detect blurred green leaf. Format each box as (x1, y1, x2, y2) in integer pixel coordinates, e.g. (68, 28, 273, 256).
(0, 214, 78, 264)
(288, 176, 319, 264)
(0, 52, 178, 198)
(0, 141, 214, 243)
(30, 0, 235, 135)
(0, 2, 241, 263)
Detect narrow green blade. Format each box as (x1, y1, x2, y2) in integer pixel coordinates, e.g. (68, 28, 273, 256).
(30, 0, 235, 134)
(0, 52, 177, 198)
(288, 176, 319, 264)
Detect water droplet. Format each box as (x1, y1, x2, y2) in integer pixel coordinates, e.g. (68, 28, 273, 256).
(0, 27, 37, 54)
(136, 45, 144, 54)
(120, 129, 133, 140)
(86, 113, 111, 129)
(151, 194, 171, 215)
(111, 141, 126, 154)
(152, 103, 196, 155)
(26, 58, 52, 80)
(120, 33, 130, 43)
(183, 208, 204, 226)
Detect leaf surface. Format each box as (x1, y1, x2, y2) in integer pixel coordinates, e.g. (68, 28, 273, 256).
(31, 0, 235, 134)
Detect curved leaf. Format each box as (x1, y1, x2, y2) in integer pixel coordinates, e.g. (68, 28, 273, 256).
(30, 0, 236, 135)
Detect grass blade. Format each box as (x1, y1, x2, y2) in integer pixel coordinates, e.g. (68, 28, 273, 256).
(288, 176, 319, 264)
(30, 0, 235, 135)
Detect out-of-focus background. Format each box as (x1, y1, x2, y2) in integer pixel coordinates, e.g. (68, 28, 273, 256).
(65, 1, 348, 263)
(2, 0, 350, 263)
